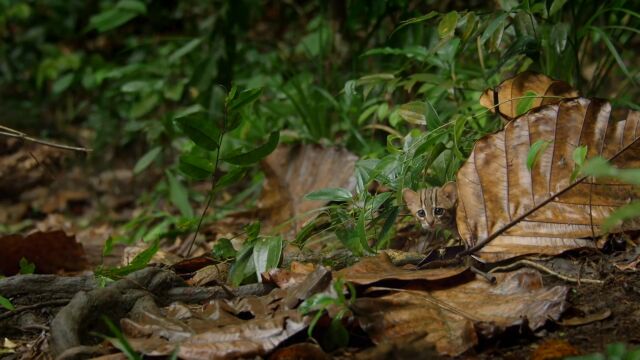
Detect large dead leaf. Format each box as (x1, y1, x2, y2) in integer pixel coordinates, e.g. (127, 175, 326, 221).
(259, 144, 358, 235)
(352, 269, 568, 356)
(479, 72, 578, 121)
(457, 97, 640, 261)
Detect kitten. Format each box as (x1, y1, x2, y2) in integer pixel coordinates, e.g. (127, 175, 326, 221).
(402, 182, 458, 234)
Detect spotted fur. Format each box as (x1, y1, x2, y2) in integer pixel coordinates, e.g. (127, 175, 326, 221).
(402, 182, 458, 232)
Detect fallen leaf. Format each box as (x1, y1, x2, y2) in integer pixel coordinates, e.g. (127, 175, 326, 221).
(352, 269, 568, 356)
(337, 253, 468, 286)
(531, 339, 581, 360)
(479, 72, 578, 121)
(258, 144, 358, 235)
(120, 267, 334, 359)
(186, 263, 230, 286)
(0, 231, 88, 275)
(457, 97, 640, 261)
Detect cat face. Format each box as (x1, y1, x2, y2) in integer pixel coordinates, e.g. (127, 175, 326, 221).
(402, 182, 457, 231)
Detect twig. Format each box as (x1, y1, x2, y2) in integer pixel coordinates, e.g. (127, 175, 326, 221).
(0, 125, 91, 152)
(489, 259, 604, 284)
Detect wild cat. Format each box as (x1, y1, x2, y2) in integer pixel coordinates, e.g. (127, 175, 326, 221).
(402, 182, 460, 246)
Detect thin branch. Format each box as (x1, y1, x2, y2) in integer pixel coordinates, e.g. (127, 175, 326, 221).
(0, 125, 92, 152)
(489, 259, 604, 285)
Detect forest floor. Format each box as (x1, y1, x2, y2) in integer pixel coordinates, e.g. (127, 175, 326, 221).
(0, 139, 639, 360)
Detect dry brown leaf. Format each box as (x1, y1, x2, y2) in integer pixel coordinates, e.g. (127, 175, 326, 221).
(458, 97, 640, 261)
(0, 230, 88, 275)
(259, 144, 358, 235)
(531, 339, 581, 360)
(337, 253, 468, 286)
(352, 269, 568, 356)
(121, 266, 332, 359)
(186, 263, 230, 286)
(479, 72, 578, 121)
(263, 261, 317, 289)
(270, 343, 330, 360)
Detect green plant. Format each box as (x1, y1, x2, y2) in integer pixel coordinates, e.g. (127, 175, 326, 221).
(299, 277, 356, 350)
(18, 257, 35, 274)
(100, 315, 142, 360)
(566, 342, 640, 360)
(226, 223, 283, 286)
(0, 295, 15, 311)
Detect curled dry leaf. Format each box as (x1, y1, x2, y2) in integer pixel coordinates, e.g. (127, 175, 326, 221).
(458, 97, 640, 261)
(479, 71, 578, 121)
(352, 269, 568, 356)
(337, 253, 468, 286)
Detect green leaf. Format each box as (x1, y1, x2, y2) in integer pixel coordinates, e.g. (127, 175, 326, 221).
(603, 201, 640, 233)
(516, 90, 538, 116)
(175, 112, 220, 151)
(130, 93, 159, 119)
(391, 11, 438, 37)
(299, 293, 337, 315)
(116, 0, 147, 13)
(229, 87, 263, 112)
(224, 131, 279, 166)
(581, 157, 640, 185)
(121, 80, 151, 93)
(212, 238, 237, 260)
(438, 11, 458, 38)
(88, 1, 146, 33)
(214, 167, 247, 191)
(570, 145, 588, 183)
(169, 38, 203, 63)
(0, 295, 15, 311)
(324, 317, 349, 350)
(133, 146, 161, 174)
(95, 240, 159, 279)
(549, 0, 568, 16)
(166, 171, 193, 218)
(52, 73, 74, 94)
(102, 316, 142, 360)
(551, 22, 570, 54)
(179, 154, 214, 180)
(102, 236, 115, 257)
(397, 101, 428, 124)
(19, 257, 35, 274)
(589, 27, 633, 81)
(252, 236, 283, 281)
(527, 139, 552, 171)
(228, 240, 257, 286)
(480, 12, 509, 45)
(305, 188, 352, 202)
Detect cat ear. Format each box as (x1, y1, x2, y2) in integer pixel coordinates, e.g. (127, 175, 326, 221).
(441, 182, 457, 204)
(402, 188, 419, 209)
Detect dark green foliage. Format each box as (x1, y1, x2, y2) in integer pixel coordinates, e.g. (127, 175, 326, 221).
(1, 0, 639, 292)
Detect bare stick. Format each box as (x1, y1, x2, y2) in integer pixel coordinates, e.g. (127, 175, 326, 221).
(0, 125, 92, 152)
(489, 259, 604, 284)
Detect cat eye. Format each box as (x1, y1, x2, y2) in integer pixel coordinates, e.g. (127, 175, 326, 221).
(433, 207, 444, 216)
(417, 209, 426, 217)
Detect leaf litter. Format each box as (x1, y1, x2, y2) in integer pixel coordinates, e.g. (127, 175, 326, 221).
(1, 73, 640, 359)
